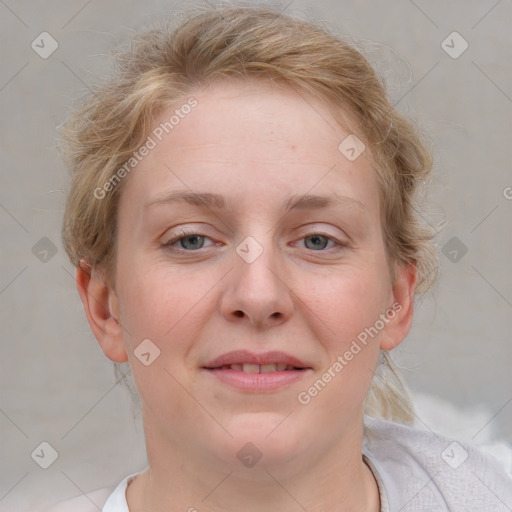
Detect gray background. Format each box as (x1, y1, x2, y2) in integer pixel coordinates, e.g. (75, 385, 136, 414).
(1, 0, 511, 510)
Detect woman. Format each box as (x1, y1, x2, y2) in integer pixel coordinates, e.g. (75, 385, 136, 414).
(52, 4, 512, 511)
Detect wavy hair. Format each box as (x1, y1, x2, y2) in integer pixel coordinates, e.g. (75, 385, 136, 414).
(59, 2, 441, 425)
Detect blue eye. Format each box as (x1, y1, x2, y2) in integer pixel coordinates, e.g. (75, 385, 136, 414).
(164, 230, 215, 252)
(303, 234, 334, 251)
(174, 234, 206, 250)
(294, 233, 348, 255)
(162, 230, 346, 254)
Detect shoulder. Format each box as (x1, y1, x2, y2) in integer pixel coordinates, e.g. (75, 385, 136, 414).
(39, 487, 113, 512)
(363, 414, 512, 473)
(39, 468, 144, 512)
(363, 415, 512, 511)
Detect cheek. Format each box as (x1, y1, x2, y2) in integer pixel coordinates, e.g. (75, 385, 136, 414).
(114, 266, 202, 408)
(115, 255, 217, 359)
(305, 264, 389, 409)
(301, 264, 389, 346)
(115, 243, 182, 331)
(116, 275, 168, 341)
(298, 273, 384, 414)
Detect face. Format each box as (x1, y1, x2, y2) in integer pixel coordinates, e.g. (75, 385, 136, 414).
(102, 78, 412, 475)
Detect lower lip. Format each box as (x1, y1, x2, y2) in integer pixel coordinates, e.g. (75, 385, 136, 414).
(203, 368, 311, 391)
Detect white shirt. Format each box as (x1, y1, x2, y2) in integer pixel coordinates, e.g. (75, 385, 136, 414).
(46, 415, 512, 511)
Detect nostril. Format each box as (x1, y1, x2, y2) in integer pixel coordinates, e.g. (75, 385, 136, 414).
(234, 310, 244, 318)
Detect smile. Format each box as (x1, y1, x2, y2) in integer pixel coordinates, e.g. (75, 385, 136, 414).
(210, 363, 303, 373)
(202, 350, 312, 391)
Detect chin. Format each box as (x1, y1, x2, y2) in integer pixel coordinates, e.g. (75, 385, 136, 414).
(226, 411, 310, 471)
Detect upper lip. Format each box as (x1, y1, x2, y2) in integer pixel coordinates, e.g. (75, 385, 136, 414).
(202, 350, 311, 369)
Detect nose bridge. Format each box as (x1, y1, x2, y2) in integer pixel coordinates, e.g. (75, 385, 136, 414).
(222, 232, 294, 326)
(236, 233, 282, 296)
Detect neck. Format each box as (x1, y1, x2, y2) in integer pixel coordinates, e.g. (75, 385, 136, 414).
(127, 413, 380, 512)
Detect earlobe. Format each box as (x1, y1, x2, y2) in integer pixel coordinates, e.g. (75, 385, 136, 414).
(379, 263, 417, 351)
(75, 260, 128, 363)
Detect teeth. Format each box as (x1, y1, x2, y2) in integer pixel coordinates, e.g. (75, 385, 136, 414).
(242, 363, 260, 374)
(227, 363, 298, 373)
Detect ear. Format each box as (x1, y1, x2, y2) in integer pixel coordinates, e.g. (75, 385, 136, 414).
(75, 260, 128, 362)
(379, 262, 417, 351)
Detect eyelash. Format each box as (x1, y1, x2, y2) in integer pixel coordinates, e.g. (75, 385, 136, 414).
(162, 228, 348, 254)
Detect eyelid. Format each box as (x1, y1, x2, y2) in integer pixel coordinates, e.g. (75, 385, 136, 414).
(292, 222, 350, 244)
(162, 227, 348, 255)
(163, 228, 216, 250)
(292, 232, 348, 252)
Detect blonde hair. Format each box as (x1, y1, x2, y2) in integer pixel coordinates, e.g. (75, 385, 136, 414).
(59, 2, 440, 425)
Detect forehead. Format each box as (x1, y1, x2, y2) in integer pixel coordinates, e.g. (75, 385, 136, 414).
(118, 77, 380, 222)
(160, 78, 359, 160)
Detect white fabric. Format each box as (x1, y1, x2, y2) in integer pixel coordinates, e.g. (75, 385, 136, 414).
(47, 415, 512, 511)
(101, 472, 136, 512)
(361, 415, 512, 511)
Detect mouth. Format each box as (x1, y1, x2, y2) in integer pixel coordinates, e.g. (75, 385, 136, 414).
(206, 363, 306, 373)
(201, 350, 313, 391)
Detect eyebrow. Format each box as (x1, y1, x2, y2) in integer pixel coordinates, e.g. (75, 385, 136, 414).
(144, 191, 366, 212)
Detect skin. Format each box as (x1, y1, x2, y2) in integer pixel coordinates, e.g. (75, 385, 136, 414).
(76, 77, 417, 512)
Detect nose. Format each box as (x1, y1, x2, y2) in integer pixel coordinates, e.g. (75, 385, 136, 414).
(220, 237, 294, 329)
